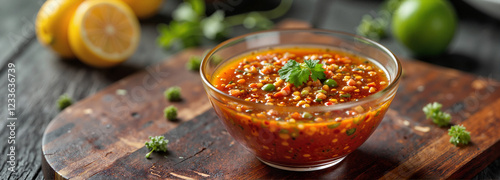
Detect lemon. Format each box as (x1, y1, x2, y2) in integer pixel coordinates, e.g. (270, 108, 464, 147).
(120, 0, 163, 19)
(68, 0, 140, 68)
(35, 0, 84, 58)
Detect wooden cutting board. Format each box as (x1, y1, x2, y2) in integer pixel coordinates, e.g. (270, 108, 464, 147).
(42, 30, 500, 180)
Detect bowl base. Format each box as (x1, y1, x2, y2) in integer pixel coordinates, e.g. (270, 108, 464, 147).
(257, 155, 347, 171)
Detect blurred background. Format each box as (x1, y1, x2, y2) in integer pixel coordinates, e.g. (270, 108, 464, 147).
(0, 0, 499, 179)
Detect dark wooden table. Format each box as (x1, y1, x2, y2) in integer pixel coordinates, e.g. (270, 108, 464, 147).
(1, 0, 499, 179)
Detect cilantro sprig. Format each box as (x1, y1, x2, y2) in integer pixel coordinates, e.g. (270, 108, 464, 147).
(145, 136, 169, 159)
(278, 60, 326, 87)
(157, 0, 292, 50)
(422, 102, 450, 127)
(356, 0, 404, 40)
(448, 125, 471, 146)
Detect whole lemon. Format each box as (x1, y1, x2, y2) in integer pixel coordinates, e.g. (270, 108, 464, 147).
(35, 0, 85, 58)
(120, 0, 164, 19)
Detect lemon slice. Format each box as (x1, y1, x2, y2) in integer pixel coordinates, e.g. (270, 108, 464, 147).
(69, 0, 140, 68)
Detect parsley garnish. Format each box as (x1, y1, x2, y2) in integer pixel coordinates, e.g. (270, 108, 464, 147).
(423, 102, 450, 127)
(145, 136, 169, 159)
(186, 56, 202, 71)
(448, 125, 471, 146)
(278, 60, 326, 87)
(164, 105, 178, 121)
(164, 86, 182, 102)
(57, 94, 73, 110)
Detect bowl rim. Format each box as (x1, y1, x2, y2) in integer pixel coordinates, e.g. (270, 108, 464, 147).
(201, 28, 402, 112)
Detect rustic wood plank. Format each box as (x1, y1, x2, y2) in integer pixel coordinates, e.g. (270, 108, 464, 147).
(41, 47, 500, 179)
(42, 48, 208, 179)
(1, 0, 500, 179)
(0, 23, 175, 180)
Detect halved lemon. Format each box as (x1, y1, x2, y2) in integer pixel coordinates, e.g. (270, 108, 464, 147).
(69, 0, 140, 68)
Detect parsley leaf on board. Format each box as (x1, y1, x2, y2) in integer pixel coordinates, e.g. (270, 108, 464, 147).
(57, 94, 73, 110)
(278, 60, 326, 87)
(422, 102, 450, 127)
(145, 136, 169, 159)
(448, 125, 471, 146)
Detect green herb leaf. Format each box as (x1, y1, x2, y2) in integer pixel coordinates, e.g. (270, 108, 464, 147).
(305, 60, 326, 81)
(186, 56, 202, 71)
(423, 102, 450, 127)
(164, 86, 182, 101)
(188, 0, 205, 16)
(57, 94, 73, 110)
(145, 136, 169, 159)
(164, 105, 178, 121)
(172, 2, 199, 22)
(201, 10, 226, 40)
(448, 125, 471, 146)
(278, 60, 326, 87)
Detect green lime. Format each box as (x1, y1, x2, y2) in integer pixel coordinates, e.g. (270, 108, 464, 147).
(392, 0, 457, 57)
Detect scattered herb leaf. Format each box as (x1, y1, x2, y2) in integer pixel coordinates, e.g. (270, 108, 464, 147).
(164, 105, 178, 121)
(423, 102, 450, 127)
(164, 86, 182, 101)
(448, 125, 471, 146)
(145, 136, 169, 159)
(57, 94, 73, 110)
(186, 56, 202, 71)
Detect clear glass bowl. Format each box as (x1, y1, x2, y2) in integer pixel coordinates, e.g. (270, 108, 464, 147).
(201, 29, 401, 171)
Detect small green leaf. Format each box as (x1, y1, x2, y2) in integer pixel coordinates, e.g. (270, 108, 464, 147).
(186, 56, 202, 71)
(57, 94, 73, 110)
(201, 10, 226, 40)
(278, 60, 326, 87)
(145, 136, 169, 159)
(164, 86, 182, 101)
(188, 0, 205, 16)
(164, 105, 178, 120)
(448, 125, 471, 146)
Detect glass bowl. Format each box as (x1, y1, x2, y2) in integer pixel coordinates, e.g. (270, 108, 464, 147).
(200, 29, 401, 171)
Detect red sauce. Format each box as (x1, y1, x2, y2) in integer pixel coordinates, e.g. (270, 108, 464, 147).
(209, 47, 391, 166)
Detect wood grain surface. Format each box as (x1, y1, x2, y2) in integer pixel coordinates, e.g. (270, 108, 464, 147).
(2, 0, 500, 179)
(42, 47, 500, 179)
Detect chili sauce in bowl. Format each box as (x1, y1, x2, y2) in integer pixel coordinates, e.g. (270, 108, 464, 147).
(201, 30, 401, 171)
